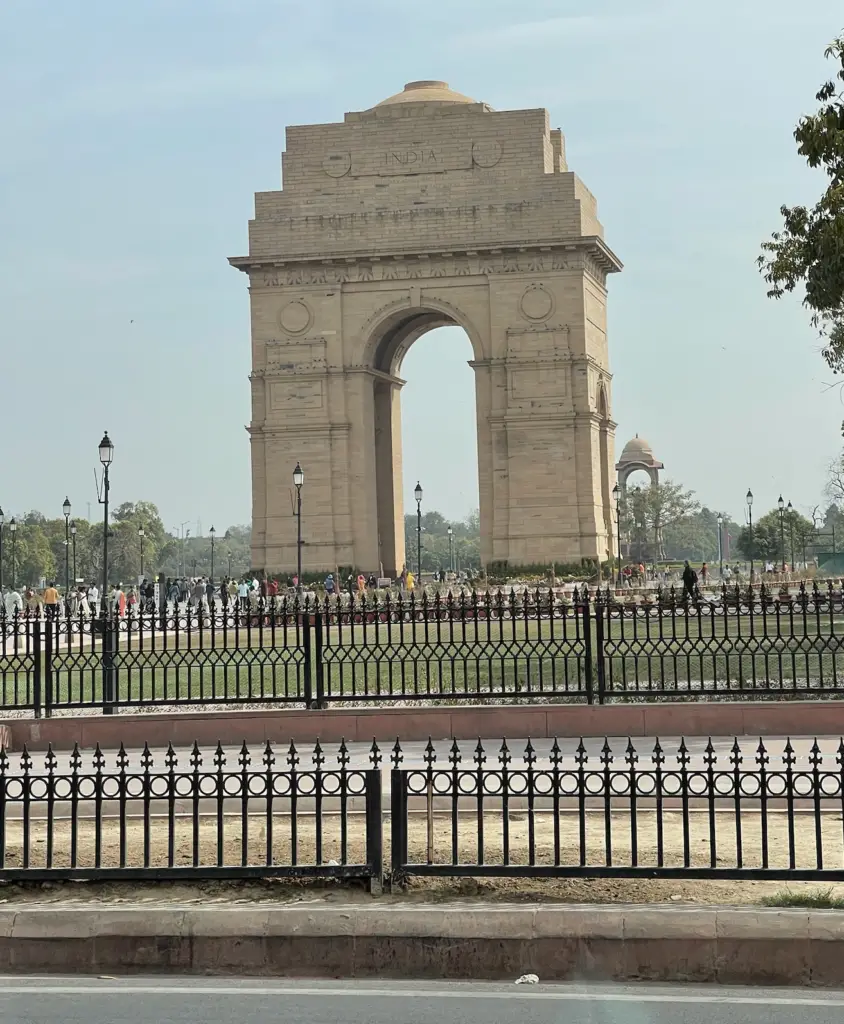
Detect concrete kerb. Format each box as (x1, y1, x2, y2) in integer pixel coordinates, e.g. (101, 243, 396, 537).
(9, 700, 844, 753)
(0, 904, 843, 983)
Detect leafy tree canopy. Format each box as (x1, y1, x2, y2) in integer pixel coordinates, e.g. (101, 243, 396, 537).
(758, 36, 844, 371)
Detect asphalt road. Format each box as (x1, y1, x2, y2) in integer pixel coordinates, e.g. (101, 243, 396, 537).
(2, 979, 844, 1024)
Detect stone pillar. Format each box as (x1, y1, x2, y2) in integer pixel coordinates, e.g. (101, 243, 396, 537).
(373, 376, 406, 577)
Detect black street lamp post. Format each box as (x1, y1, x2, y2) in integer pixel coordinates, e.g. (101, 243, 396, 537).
(414, 482, 423, 580)
(62, 496, 71, 605)
(447, 525, 454, 573)
(746, 489, 754, 581)
(138, 526, 145, 578)
(0, 505, 4, 592)
(97, 433, 114, 609)
(612, 484, 622, 586)
(70, 521, 77, 584)
(787, 500, 795, 571)
(227, 550, 233, 577)
(778, 494, 786, 573)
(9, 518, 16, 590)
(717, 514, 723, 578)
(293, 463, 304, 592)
(97, 432, 115, 715)
(209, 525, 216, 582)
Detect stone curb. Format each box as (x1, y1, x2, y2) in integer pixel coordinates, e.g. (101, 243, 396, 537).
(0, 903, 843, 984)
(8, 700, 844, 753)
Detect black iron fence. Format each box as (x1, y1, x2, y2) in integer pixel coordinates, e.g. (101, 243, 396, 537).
(2, 582, 844, 715)
(390, 736, 844, 882)
(2, 736, 844, 885)
(0, 739, 382, 884)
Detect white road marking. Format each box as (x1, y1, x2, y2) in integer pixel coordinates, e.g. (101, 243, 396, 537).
(0, 984, 841, 1005)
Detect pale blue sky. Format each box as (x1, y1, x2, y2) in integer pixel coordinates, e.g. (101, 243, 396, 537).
(0, 0, 841, 534)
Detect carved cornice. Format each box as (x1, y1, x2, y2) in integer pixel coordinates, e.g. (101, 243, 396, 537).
(230, 237, 621, 287)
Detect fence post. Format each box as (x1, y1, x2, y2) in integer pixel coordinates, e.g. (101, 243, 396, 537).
(32, 618, 42, 720)
(302, 607, 313, 709)
(365, 768, 383, 894)
(102, 614, 117, 715)
(581, 587, 594, 705)
(595, 589, 607, 705)
(44, 614, 53, 718)
(314, 607, 325, 710)
(390, 768, 408, 887)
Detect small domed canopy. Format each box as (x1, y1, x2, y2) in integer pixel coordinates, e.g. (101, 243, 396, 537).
(616, 435, 664, 490)
(374, 81, 478, 108)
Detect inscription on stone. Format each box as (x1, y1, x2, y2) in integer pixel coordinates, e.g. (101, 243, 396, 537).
(350, 143, 472, 177)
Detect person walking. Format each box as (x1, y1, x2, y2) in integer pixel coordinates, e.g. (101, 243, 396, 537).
(43, 582, 60, 621)
(405, 569, 415, 594)
(237, 578, 249, 613)
(88, 583, 100, 615)
(681, 560, 697, 601)
(324, 573, 336, 596)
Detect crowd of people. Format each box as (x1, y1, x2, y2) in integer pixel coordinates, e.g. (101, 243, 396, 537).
(0, 565, 476, 620)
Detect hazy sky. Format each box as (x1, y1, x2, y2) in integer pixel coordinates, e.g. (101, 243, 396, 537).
(1, 0, 841, 535)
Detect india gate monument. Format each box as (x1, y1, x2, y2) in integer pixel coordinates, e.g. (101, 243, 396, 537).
(230, 81, 622, 576)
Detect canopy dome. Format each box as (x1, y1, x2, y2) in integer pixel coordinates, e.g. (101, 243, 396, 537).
(618, 435, 657, 464)
(374, 80, 478, 108)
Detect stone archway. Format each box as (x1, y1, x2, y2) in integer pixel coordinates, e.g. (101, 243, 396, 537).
(230, 80, 623, 575)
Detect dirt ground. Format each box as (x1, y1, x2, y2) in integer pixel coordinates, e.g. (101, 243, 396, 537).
(1, 809, 843, 908)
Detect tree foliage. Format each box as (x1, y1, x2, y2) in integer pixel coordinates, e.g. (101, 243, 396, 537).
(0, 502, 252, 589)
(620, 481, 699, 563)
(735, 507, 816, 564)
(403, 510, 480, 573)
(758, 35, 844, 370)
(661, 507, 742, 563)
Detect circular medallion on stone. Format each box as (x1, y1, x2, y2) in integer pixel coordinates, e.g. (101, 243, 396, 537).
(322, 152, 351, 178)
(472, 140, 502, 168)
(519, 284, 554, 322)
(278, 300, 312, 335)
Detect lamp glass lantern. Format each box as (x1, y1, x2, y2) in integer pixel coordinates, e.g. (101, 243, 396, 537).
(98, 432, 114, 466)
(292, 463, 304, 488)
(746, 489, 753, 508)
(414, 481, 423, 505)
(62, 497, 71, 518)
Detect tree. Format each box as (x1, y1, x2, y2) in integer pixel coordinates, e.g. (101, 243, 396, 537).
(827, 452, 844, 506)
(662, 507, 741, 562)
(620, 481, 699, 563)
(735, 507, 816, 566)
(403, 510, 480, 573)
(758, 35, 844, 371)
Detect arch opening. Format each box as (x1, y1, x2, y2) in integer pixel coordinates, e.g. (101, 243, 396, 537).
(370, 314, 479, 577)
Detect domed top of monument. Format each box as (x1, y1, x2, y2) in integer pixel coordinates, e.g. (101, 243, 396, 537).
(374, 81, 478, 108)
(618, 435, 657, 464)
